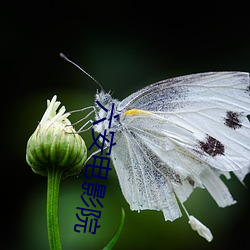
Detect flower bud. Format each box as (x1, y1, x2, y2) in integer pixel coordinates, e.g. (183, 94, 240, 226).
(26, 95, 87, 178)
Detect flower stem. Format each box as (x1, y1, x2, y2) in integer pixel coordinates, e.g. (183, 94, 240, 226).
(47, 165, 63, 250)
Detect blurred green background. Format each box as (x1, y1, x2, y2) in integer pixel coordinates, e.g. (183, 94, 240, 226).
(2, 2, 250, 250)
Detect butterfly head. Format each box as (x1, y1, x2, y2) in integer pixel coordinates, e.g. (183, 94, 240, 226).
(94, 90, 121, 133)
(95, 89, 113, 107)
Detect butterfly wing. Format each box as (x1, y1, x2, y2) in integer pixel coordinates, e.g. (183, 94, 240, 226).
(118, 72, 250, 173)
(111, 125, 182, 222)
(111, 72, 250, 221)
(111, 111, 236, 221)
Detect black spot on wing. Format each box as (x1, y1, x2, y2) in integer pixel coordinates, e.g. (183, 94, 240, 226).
(224, 111, 243, 130)
(199, 135, 225, 157)
(186, 177, 195, 186)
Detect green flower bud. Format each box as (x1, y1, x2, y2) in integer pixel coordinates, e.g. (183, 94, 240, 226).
(26, 95, 87, 178)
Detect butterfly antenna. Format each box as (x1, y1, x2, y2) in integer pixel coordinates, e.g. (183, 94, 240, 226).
(60, 53, 104, 91)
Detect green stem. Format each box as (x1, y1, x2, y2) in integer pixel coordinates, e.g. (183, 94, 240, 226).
(47, 165, 63, 250)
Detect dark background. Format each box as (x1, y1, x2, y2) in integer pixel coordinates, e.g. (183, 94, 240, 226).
(2, 2, 250, 250)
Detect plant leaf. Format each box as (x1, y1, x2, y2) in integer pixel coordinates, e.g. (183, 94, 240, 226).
(102, 208, 125, 250)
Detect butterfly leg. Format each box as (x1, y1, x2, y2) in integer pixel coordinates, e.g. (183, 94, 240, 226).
(69, 106, 96, 132)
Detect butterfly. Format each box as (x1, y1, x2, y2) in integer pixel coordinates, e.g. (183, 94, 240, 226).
(92, 71, 250, 241)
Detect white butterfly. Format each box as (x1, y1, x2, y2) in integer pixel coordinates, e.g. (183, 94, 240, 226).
(92, 72, 250, 241)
